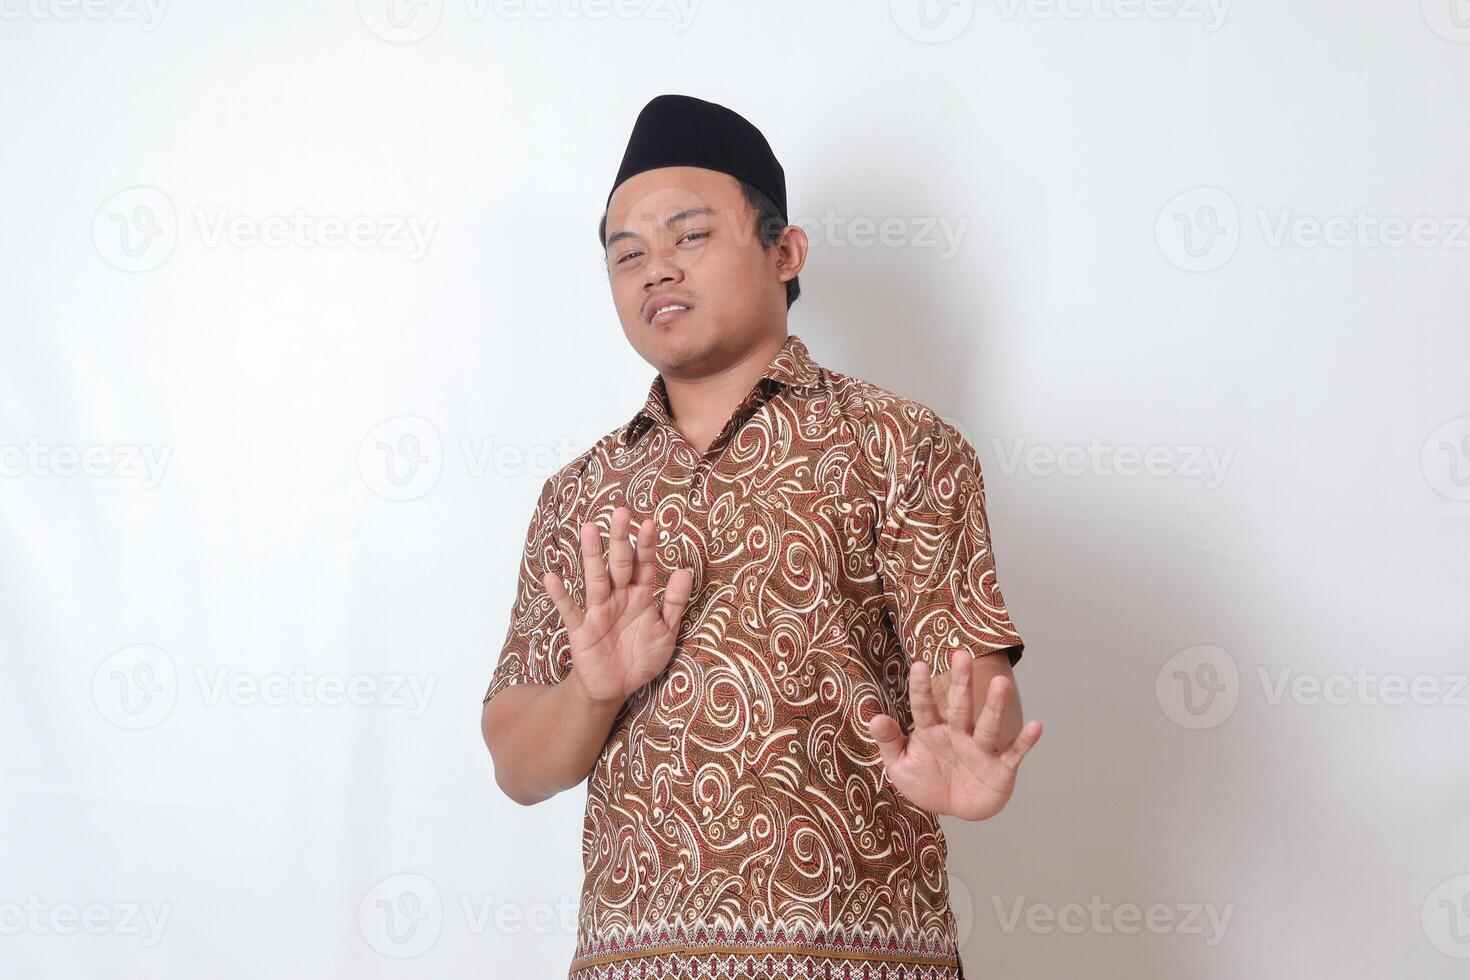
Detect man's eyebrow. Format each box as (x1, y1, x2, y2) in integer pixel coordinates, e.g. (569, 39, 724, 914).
(604, 206, 716, 250)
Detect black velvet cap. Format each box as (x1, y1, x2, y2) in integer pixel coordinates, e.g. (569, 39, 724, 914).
(606, 94, 786, 223)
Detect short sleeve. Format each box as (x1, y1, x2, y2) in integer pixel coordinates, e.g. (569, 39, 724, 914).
(483, 477, 574, 706)
(876, 412, 1024, 676)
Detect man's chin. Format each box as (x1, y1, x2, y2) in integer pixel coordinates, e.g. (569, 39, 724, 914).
(640, 322, 723, 373)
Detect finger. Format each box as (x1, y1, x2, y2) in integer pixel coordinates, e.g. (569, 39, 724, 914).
(580, 520, 610, 606)
(946, 648, 974, 735)
(633, 516, 658, 588)
(999, 720, 1044, 772)
(867, 712, 907, 771)
(606, 507, 634, 590)
(660, 567, 694, 632)
(542, 570, 584, 631)
(972, 675, 1010, 754)
(909, 660, 944, 728)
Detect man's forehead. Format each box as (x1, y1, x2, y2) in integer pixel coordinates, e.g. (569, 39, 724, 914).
(606, 168, 743, 225)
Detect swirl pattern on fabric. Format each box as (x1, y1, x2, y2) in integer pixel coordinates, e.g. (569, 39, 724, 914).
(484, 334, 1024, 980)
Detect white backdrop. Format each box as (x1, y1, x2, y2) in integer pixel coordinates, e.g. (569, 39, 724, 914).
(2, 1, 1468, 977)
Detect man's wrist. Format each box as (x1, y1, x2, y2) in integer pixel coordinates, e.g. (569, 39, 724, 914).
(563, 663, 627, 715)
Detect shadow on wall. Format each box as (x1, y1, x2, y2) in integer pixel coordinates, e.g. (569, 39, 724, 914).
(803, 199, 1279, 977)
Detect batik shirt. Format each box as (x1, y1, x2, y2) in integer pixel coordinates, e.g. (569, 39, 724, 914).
(484, 333, 1025, 979)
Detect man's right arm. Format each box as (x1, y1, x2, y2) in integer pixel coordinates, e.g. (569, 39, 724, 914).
(480, 676, 623, 806)
(479, 499, 693, 807)
(480, 475, 611, 807)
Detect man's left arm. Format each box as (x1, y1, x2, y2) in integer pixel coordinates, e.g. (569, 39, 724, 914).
(869, 412, 1040, 821)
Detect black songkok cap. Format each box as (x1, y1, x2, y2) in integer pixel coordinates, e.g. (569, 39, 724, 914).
(606, 94, 787, 224)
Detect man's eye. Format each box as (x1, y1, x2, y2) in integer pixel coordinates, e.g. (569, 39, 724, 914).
(615, 233, 705, 264)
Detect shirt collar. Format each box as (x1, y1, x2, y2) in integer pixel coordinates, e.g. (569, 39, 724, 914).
(620, 333, 824, 448)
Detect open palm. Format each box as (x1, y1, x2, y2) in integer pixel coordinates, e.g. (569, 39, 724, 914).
(542, 505, 694, 708)
(868, 649, 1042, 820)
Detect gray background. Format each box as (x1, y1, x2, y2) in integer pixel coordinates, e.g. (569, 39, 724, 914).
(2, 0, 1467, 977)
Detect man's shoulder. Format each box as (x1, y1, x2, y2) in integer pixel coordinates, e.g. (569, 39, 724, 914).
(527, 426, 633, 509)
(825, 368, 964, 449)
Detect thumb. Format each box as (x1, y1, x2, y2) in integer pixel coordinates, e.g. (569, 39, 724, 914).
(660, 568, 694, 631)
(868, 712, 906, 770)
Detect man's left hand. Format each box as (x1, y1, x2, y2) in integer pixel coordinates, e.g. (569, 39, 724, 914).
(867, 648, 1042, 821)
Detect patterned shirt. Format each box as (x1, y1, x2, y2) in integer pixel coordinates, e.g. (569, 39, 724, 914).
(484, 333, 1025, 980)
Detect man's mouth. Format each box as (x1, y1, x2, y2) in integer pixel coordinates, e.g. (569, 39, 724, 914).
(649, 303, 692, 326)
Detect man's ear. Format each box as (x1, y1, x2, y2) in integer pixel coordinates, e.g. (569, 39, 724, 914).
(774, 224, 808, 283)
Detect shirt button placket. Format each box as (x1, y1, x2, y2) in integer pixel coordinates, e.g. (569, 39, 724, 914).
(689, 456, 711, 509)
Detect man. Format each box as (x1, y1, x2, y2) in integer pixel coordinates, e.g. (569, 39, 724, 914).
(481, 93, 1042, 980)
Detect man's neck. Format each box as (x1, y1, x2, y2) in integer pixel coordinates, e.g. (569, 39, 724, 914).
(662, 331, 788, 456)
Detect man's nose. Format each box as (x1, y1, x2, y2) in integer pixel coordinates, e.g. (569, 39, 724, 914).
(642, 249, 684, 288)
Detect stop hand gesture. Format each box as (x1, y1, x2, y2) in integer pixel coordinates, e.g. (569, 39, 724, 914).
(868, 649, 1043, 821)
(542, 506, 694, 709)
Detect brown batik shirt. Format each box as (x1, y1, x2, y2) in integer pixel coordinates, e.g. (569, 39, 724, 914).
(484, 333, 1025, 980)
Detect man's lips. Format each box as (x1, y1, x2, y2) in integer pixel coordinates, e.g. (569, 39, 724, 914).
(643, 295, 695, 324)
(650, 305, 692, 326)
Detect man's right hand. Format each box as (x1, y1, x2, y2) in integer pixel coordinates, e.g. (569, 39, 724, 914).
(542, 505, 694, 709)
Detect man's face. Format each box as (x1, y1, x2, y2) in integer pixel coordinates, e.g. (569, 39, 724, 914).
(603, 166, 799, 377)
